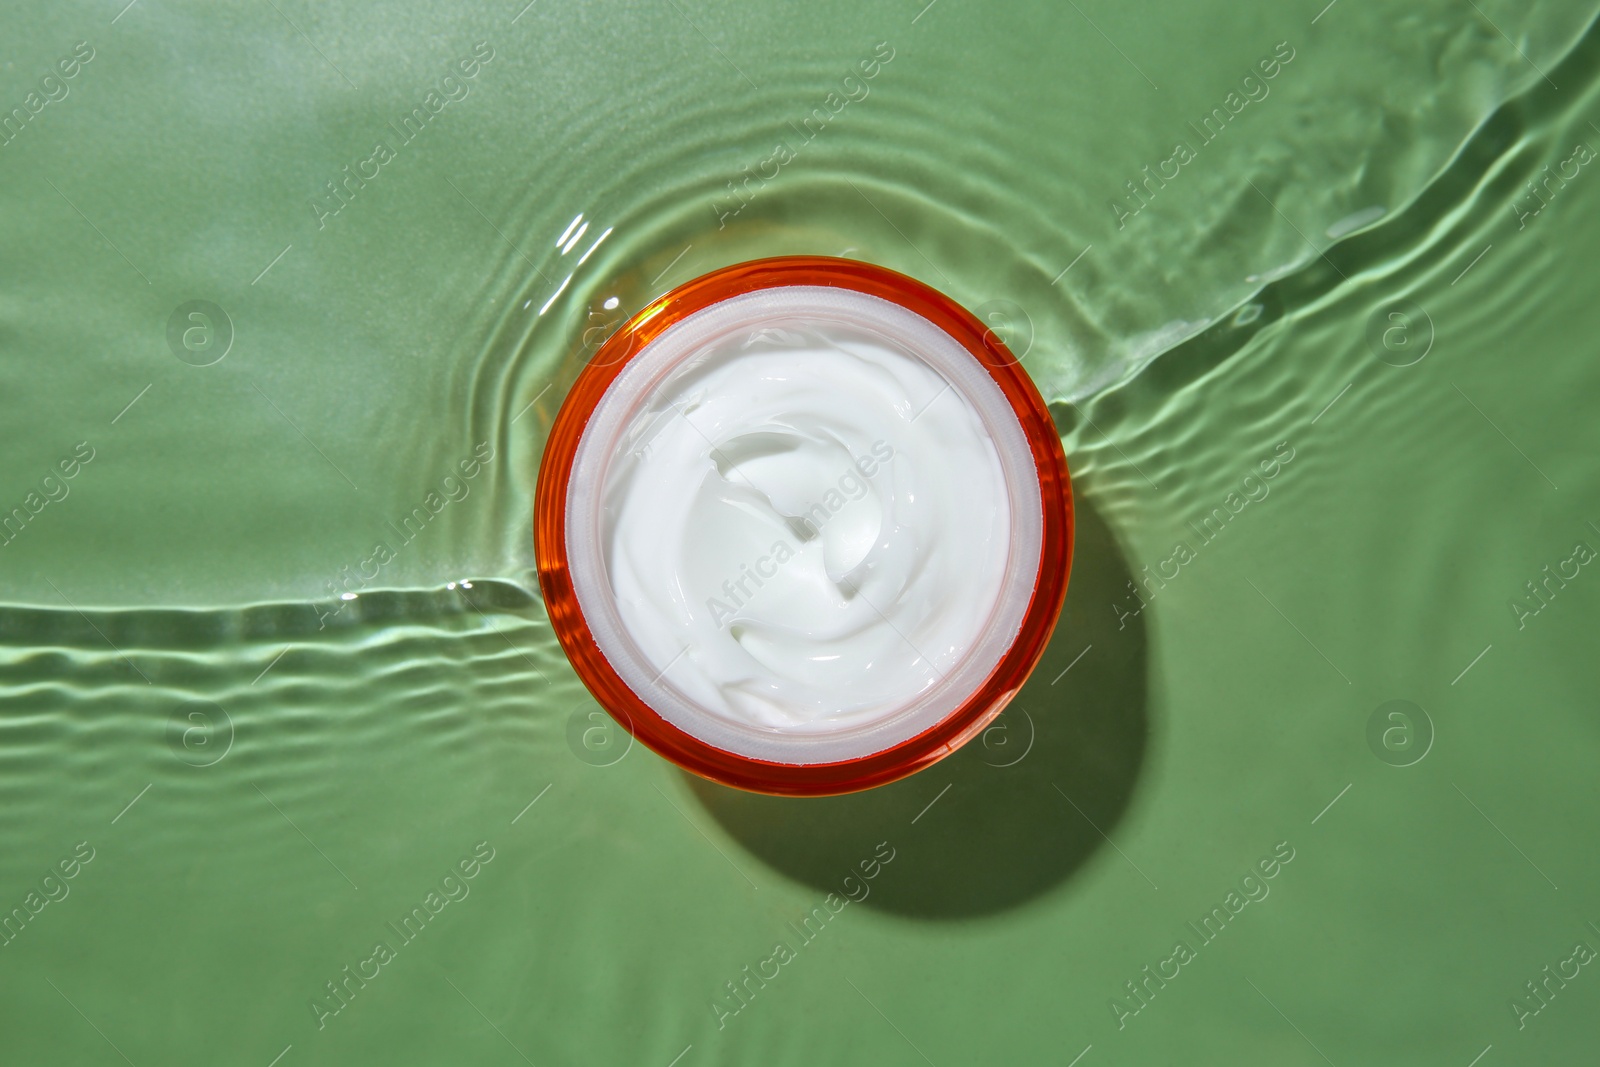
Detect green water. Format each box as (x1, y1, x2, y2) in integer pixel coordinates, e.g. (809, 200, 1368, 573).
(3, 0, 1599, 1063)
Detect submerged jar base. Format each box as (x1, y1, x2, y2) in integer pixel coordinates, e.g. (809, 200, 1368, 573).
(536, 257, 1073, 795)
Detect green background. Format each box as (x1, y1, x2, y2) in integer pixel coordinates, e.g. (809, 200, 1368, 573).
(2, 0, 1598, 1063)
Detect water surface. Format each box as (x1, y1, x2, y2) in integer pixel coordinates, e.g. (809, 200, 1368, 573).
(3, 1, 1599, 1063)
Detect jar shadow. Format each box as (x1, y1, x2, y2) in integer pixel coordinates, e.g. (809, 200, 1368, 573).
(684, 493, 1150, 920)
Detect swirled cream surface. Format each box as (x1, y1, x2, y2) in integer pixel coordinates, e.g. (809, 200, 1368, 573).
(566, 287, 1039, 764)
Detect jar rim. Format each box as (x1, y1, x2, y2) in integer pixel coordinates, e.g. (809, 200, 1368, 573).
(534, 256, 1074, 796)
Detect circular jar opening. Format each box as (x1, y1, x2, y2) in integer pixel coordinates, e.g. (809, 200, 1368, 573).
(536, 257, 1072, 795)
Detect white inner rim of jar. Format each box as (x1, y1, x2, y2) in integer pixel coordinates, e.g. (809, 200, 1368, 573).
(565, 285, 1043, 766)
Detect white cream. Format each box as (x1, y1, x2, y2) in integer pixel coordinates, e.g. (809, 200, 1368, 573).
(566, 286, 1043, 764)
